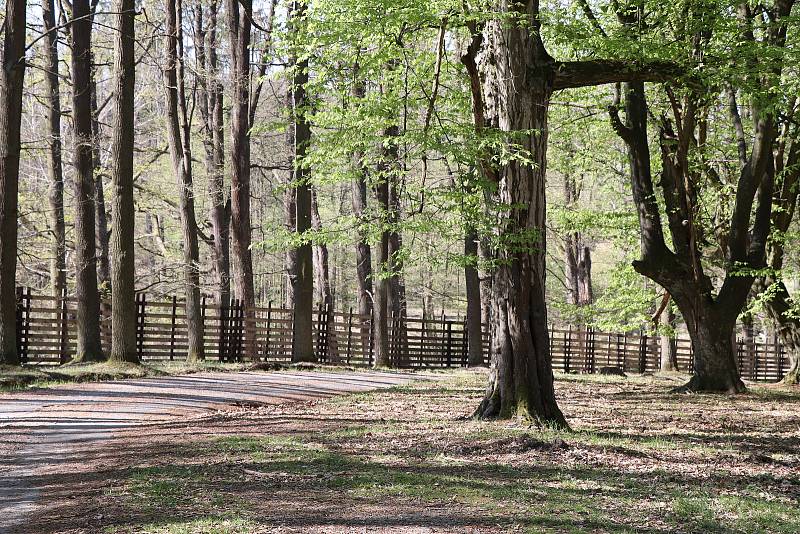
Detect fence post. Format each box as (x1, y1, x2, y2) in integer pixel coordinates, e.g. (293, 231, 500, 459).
(368, 315, 374, 367)
(462, 317, 468, 366)
(777, 333, 785, 381)
(638, 330, 648, 374)
(169, 295, 177, 361)
(446, 319, 453, 368)
(565, 324, 572, 373)
(200, 297, 207, 361)
(587, 327, 595, 373)
(264, 301, 272, 362)
(346, 307, 353, 365)
(136, 293, 146, 361)
(59, 287, 69, 364)
(236, 299, 245, 362)
(15, 287, 28, 364)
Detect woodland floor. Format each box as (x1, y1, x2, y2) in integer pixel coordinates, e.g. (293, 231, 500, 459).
(6, 369, 800, 533)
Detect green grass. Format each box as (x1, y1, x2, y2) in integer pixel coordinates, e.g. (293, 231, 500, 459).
(91, 370, 800, 532)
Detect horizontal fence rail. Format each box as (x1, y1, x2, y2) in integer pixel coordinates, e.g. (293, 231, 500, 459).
(13, 288, 790, 382)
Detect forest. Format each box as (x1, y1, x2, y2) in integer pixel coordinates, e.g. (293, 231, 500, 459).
(0, 0, 799, 426)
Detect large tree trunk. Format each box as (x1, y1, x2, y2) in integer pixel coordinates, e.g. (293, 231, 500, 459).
(164, 0, 204, 362)
(0, 0, 27, 365)
(42, 0, 66, 301)
(70, 0, 104, 363)
(465, 228, 483, 366)
(226, 0, 256, 312)
(470, 11, 565, 426)
(108, 0, 138, 363)
(288, 0, 315, 363)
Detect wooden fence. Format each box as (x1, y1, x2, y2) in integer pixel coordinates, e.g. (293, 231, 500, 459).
(13, 287, 791, 381)
(548, 325, 790, 382)
(13, 287, 479, 368)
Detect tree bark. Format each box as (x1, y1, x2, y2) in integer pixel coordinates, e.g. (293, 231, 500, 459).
(226, 0, 256, 311)
(70, 0, 105, 363)
(108, 0, 138, 363)
(42, 0, 66, 301)
(465, 228, 483, 366)
(468, 6, 566, 425)
(288, 0, 315, 363)
(372, 170, 390, 368)
(0, 0, 27, 365)
(311, 187, 332, 311)
(195, 1, 230, 307)
(164, 0, 204, 362)
(350, 76, 373, 327)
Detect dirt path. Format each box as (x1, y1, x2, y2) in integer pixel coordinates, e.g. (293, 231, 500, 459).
(0, 370, 415, 533)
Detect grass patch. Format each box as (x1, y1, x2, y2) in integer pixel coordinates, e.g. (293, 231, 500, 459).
(71, 370, 800, 532)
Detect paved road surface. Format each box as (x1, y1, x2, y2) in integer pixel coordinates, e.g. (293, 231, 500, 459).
(0, 370, 415, 533)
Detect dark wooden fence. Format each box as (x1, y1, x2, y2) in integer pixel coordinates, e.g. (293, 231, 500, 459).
(13, 287, 791, 381)
(549, 325, 790, 382)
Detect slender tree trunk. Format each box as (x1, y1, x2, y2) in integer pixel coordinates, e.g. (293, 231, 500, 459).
(0, 0, 27, 365)
(288, 0, 315, 363)
(387, 167, 407, 366)
(108, 0, 138, 363)
(42, 0, 66, 300)
(465, 228, 483, 366)
(226, 0, 255, 310)
(350, 77, 373, 324)
(311, 187, 332, 310)
(70, 0, 104, 363)
(195, 0, 230, 307)
(372, 172, 390, 367)
(164, 0, 204, 362)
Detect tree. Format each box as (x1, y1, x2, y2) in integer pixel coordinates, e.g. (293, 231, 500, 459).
(42, 0, 66, 301)
(226, 0, 256, 310)
(0, 0, 27, 365)
(462, 0, 677, 424)
(164, 0, 204, 362)
(194, 0, 230, 308)
(288, 0, 315, 363)
(350, 75, 373, 330)
(108, 0, 138, 364)
(598, 0, 795, 392)
(70, 0, 105, 363)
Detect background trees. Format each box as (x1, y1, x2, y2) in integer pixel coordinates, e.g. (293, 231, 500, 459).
(2, 0, 799, 413)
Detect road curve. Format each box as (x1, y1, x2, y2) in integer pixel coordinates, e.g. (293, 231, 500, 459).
(0, 370, 416, 533)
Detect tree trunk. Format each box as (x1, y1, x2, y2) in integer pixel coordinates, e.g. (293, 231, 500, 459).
(678, 301, 744, 392)
(288, 0, 315, 363)
(350, 76, 373, 326)
(70, 0, 104, 363)
(226, 0, 256, 311)
(87, 20, 111, 292)
(470, 12, 565, 426)
(387, 167, 407, 366)
(164, 0, 204, 362)
(196, 0, 230, 308)
(311, 187, 332, 310)
(0, 0, 27, 365)
(42, 0, 66, 301)
(372, 174, 390, 368)
(465, 228, 483, 366)
(108, 0, 138, 363)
